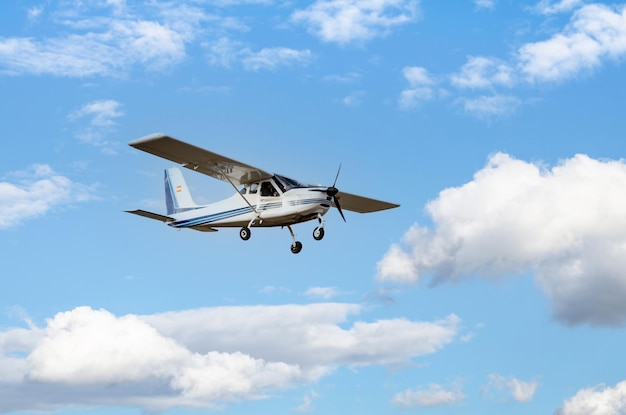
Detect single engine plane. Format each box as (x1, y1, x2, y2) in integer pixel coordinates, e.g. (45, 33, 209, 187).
(126, 134, 399, 253)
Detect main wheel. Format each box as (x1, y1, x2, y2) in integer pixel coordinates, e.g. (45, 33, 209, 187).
(290, 241, 303, 254)
(313, 227, 325, 241)
(239, 227, 251, 241)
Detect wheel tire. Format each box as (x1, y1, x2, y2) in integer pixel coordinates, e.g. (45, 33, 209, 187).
(240, 227, 251, 241)
(291, 241, 303, 254)
(313, 227, 325, 241)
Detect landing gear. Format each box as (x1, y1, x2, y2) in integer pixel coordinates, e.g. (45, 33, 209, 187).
(313, 227, 325, 241)
(287, 225, 302, 254)
(313, 213, 325, 241)
(239, 227, 251, 240)
(291, 241, 303, 254)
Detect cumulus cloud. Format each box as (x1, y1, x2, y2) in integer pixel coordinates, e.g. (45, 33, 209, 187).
(377, 153, 626, 326)
(391, 383, 465, 408)
(556, 381, 626, 415)
(0, 304, 461, 412)
(518, 4, 626, 83)
(0, 165, 96, 229)
(292, 0, 420, 44)
(484, 374, 539, 403)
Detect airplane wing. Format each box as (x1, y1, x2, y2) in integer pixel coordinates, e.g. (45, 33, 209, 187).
(129, 134, 273, 186)
(334, 192, 399, 213)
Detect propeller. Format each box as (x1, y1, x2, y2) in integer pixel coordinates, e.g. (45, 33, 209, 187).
(326, 164, 346, 222)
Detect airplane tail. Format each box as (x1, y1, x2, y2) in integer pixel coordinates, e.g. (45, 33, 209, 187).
(164, 167, 200, 215)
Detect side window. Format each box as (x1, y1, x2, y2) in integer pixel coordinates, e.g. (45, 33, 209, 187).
(260, 181, 278, 197)
(249, 183, 259, 194)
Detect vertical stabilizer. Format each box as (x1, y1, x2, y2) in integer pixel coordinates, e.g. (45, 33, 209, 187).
(164, 167, 199, 214)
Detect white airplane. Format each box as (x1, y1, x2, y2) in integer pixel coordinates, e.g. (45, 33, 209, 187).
(126, 134, 399, 253)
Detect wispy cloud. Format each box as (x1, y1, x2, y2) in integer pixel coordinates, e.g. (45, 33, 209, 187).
(304, 286, 339, 299)
(474, 0, 496, 10)
(242, 47, 313, 71)
(533, 0, 585, 15)
(206, 37, 313, 71)
(0, 3, 201, 77)
(456, 94, 521, 119)
(292, 0, 420, 45)
(398, 66, 436, 109)
(0, 165, 96, 229)
(68, 100, 123, 153)
(484, 374, 539, 403)
(391, 383, 465, 408)
(378, 153, 626, 326)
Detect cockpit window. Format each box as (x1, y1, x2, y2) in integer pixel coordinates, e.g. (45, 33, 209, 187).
(261, 181, 279, 197)
(274, 175, 306, 191)
(249, 183, 259, 194)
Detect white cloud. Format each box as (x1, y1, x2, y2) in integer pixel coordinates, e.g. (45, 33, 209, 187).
(0, 3, 200, 77)
(518, 4, 626, 82)
(205, 38, 313, 71)
(304, 286, 339, 299)
(391, 383, 465, 408)
(242, 47, 312, 71)
(0, 304, 461, 412)
(27, 6, 44, 21)
(292, 0, 420, 45)
(484, 374, 539, 403)
(556, 381, 626, 415)
(0, 165, 96, 229)
(69, 100, 123, 127)
(533, 0, 584, 15)
(377, 153, 626, 326)
(296, 390, 319, 413)
(399, 66, 436, 109)
(474, 0, 496, 10)
(457, 94, 521, 118)
(451, 56, 515, 89)
(68, 100, 123, 152)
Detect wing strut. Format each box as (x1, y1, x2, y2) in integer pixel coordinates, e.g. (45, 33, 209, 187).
(213, 163, 259, 216)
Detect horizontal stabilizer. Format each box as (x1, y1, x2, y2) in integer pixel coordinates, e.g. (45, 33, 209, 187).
(125, 209, 174, 222)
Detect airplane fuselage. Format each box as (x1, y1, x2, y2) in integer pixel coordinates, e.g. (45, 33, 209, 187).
(168, 184, 331, 230)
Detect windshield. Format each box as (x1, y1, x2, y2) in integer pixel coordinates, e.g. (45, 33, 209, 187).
(274, 174, 306, 191)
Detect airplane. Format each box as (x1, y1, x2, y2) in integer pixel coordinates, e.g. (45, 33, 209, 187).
(126, 133, 399, 254)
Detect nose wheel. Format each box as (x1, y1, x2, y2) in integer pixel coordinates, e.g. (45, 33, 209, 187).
(313, 227, 325, 241)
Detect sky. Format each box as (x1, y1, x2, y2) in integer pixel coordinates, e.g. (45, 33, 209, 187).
(1, 0, 626, 414)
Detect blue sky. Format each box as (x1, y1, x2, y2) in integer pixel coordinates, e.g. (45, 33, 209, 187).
(1, 0, 626, 414)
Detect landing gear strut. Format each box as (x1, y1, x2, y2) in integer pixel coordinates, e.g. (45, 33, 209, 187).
(313, 213, 325, 241)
